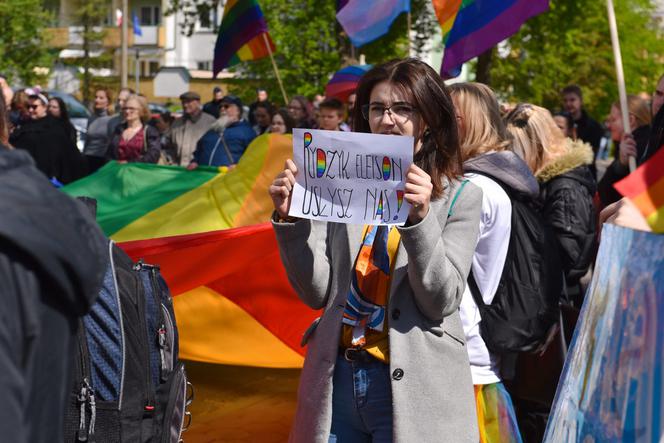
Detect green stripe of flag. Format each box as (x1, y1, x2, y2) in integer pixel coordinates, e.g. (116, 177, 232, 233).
(62, 162, 221, 236)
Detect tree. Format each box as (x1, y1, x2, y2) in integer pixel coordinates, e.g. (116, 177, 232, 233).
(487, 0, 663, 119)
(166, 0, 439, 104)
(72, 0, 112, 106)
(0, 0, 55, 85)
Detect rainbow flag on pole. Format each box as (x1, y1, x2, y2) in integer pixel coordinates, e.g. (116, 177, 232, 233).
(433, 0, 549, 78)
(63, 134, 319, 368)
(213, 0, 276, 77)
(615, 144, 664, 233)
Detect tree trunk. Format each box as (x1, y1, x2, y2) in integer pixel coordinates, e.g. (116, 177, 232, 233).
(475, 47, 494, 85)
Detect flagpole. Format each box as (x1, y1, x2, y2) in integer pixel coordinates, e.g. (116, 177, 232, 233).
(121, 0, 128, 88)
(606, 0, 635, 172)
(262, 32, 289, 105)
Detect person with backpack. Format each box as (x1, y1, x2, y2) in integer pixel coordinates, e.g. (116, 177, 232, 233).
(450, 82, 542, 443)
(505, 104, 597, 307)
(269, 58, 483, 442)
(0, 148, 107, 443)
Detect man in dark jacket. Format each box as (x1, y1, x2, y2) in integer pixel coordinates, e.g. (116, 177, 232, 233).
(203, 86, 224, 119)
(189, 95, 256, 168)
(562, 85, 605, 173)
(0, 148, 107, 442)
(9, 93, 86, 183)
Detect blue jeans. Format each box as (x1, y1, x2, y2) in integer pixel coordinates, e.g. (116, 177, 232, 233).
(328, 354, 393, 442)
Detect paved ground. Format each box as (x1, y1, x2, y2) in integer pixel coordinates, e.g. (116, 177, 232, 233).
(183, 361, 300, 442)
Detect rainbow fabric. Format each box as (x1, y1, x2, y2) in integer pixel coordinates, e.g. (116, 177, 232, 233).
(614, 144, 664, 233)
(342, 226, 400, 345)
(213, 0, 276, 76)
(433, 0, 550, 78)
(336, 0, 410, 47)
(63, 134, 320, 368)
(325, 64, 372, 102)
(474, 383, 523, 443)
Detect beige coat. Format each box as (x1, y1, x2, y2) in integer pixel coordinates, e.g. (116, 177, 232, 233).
(166, 111, 216, 166)
(273, 178, 482, 443)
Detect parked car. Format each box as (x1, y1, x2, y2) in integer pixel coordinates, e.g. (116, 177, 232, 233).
(46, 90, 91, 151)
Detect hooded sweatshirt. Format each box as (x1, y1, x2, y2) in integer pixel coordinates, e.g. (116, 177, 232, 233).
(0, 148, 107, 442)
(462, 151, 539, 384)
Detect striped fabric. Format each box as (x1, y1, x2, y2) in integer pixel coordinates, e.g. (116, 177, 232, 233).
(213, 0, 276, 76)
(474, 383, 523, 443)
(615, 143, 664, 233)
(342, 225, 400, 347)
(432, 0, 549, 78)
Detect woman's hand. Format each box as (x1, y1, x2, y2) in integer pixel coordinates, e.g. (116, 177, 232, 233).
(618, 133, 637, 167)
(404, 163, 432, 224)
(599, 197, 651, 235)
(269, 159, 298, 219)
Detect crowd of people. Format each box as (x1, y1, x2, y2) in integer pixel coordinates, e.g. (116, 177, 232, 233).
(0, 80, 360, 184)
(0, 59, 662, 442)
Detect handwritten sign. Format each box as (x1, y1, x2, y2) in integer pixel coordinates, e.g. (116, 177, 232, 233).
(289, 128, 413, 225)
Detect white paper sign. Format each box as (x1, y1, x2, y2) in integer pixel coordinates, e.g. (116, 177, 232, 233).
(290, 128, 413, 225)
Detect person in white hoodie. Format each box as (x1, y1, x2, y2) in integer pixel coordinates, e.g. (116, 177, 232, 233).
(449, 83, 539, 443)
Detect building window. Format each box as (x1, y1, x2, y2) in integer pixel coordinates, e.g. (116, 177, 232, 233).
(148, 61, 160, 77)
(197, 61, 212, 71)
(140, 6, 161, 26)
(197, 7, 219, 31)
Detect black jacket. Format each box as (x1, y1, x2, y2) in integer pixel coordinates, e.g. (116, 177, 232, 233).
(537, 140, 597, 294)
(107, 122, 162, 163)
(597, 124, 651, 207)
(9, 115, 86, 184)
(0, 148, 107, 442)
(574, 110, 604, 154)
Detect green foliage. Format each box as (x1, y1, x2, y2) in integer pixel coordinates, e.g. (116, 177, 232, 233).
(489, 0, 664, 120)
(166, 0, 438, 106)
(0, 0, 55, 85)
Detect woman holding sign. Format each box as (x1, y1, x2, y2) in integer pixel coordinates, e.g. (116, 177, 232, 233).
(269, 58, 482, 442)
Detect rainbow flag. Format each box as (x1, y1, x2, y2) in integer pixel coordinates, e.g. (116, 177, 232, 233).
(213, 0, 276, 77)
(337, 0, 410, 47)
(63, 134, 320, 367)
(434, 0, 549, 78)
(614, 144, 664, 233)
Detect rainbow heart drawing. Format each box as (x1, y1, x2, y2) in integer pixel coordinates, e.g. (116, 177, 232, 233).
(382, 156, 391, 181)
(316, 149, 326, 178)
(304, 132, 313, 148)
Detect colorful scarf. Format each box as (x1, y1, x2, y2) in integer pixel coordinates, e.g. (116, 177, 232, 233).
(342, 225, 400, 347)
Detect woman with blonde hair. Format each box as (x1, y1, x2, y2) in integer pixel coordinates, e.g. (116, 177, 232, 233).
(505, 103, 596, 306)
(597, 95, 652, 206)
(449, 82, 539, 443)
(107, 94, 161, 163)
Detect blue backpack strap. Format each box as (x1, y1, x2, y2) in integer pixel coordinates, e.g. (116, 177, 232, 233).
(448, 179, 469, 217)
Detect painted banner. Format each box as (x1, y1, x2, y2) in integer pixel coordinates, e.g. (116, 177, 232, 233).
(543, 224, 664, 442)
(289, 128, 413, 225)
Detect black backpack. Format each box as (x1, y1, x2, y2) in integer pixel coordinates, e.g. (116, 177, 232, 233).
(468, 176, 563, 354)
(65, 240, 192, 442)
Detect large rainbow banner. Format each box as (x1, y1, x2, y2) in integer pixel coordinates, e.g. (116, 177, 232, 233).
(63, 134, 319, 368)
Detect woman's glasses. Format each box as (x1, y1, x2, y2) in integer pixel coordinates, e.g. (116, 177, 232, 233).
(361, 102, 416, 122)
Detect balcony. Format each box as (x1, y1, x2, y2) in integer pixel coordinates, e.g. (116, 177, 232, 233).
(133, 26, 166, 47)
(44, 26, 168, 49)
